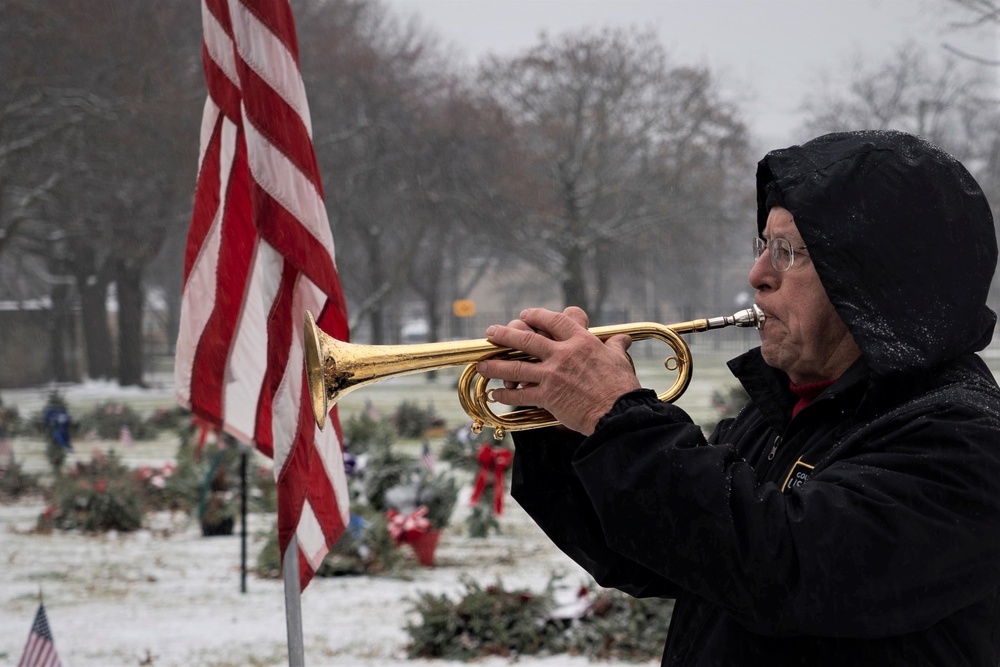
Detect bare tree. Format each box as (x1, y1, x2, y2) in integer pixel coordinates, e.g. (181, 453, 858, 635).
(938, 0, 1000, 64)
(477, 27, 750, 320)
(296, 0, 444, 342)
(402, 85, 526, 343)
(801, 43, 997, 187)
(291, 0, 521, 344)
(1, 1, 202, 385)
(800, 42, 1000, 302)
(64, 1, 201, 385)
(0, 2, 120, 382)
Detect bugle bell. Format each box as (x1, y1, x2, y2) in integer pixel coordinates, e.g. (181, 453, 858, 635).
(304, 305, 764, 439)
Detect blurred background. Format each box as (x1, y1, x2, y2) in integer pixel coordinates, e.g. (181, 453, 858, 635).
(0, 0, 997, 390)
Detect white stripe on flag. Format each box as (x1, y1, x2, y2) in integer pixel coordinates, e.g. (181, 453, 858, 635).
(296, 500, 328, 572)
(229, 0, 314, 134)
(223, 240, 278, 443)
(201, 2, 240, 87)
(175, 115, 238, 407)
(243, 118, 333, 251)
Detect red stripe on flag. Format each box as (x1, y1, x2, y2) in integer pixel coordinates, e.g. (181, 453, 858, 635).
(203, 0, 233, 37)
(189, 136, 256, 422)
(238, 65, 323, 195)
(202, 51, 242, 121)
(250, 182, 346, 303)
(251, 260, 298, 458)
(315, 297, 349, 354)
(239, 0, 301, 60)
(18, 603, 63, 667)
(183, 115, 223, 282)
(276, 389, 347, 590)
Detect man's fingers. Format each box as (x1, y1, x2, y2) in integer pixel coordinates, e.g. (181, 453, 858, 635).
(505, 319, 535, 333)
(561, 306, 589, 328)
(487, 384, 539, 408)
(518, 307, 589, 342)
(485, 323, 554, 360)
(477, 356, 542, 386)
(604, 333, 633, 354)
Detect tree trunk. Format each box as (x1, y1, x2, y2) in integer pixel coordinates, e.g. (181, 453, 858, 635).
(420, 252, 444, 380)
(116, 260, 145, 386)
(369, 307, 385, 346)
(561, 242, 589, 314)
(48, 282, 72, 382)
(592, 240, 612, 324)
(78, 276, 114, 379)
(365, 229, 387, 344)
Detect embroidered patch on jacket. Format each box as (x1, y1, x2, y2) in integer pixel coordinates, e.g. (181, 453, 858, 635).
(781, 458, 815, 493)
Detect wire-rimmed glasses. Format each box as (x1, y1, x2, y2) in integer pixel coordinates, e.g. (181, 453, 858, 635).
(753, 237, 808, 272)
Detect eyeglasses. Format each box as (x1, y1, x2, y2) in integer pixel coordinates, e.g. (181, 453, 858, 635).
(753, 237, 809, 272)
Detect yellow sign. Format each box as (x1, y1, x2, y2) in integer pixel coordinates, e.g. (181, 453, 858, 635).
(453, 299, 476, 318)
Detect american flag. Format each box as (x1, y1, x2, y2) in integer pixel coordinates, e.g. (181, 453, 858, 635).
(17, 603, 62, 667)
(0, 424, 11, 460)
(174, 0, 350, 590)
(119, 424, 133, 448)
(421, 442, 436, 470)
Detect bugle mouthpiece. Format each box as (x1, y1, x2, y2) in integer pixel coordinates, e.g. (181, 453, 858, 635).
(704, 304, 765, 330)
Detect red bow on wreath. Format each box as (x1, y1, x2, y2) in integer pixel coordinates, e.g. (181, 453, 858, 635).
(386, 506, 430, 545)
(469, 444, 513, 514)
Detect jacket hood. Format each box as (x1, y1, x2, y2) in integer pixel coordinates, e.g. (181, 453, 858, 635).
(756, 129, 996, 378)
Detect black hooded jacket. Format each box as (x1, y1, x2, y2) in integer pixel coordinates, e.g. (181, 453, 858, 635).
(510, 131, 1000, 665)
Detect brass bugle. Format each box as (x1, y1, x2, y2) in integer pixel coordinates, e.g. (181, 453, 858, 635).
(304, 305, 764, 439)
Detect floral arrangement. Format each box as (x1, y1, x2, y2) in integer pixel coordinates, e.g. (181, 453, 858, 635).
(406, 577, 559, 659)
(39, 449, 144, 532)
(0, 396, 22, 438)
(342, 410, 395, 456)
(256, 509, 406, 578)
(394, 400, 442, 438)
(196, 440, 243, 536)
(0, 459, 39, 499)
(383, 469, 458, 567)
(145, 405, 191, 432)
(134, 462, 181, 511)
(465, 444, 512, 538)
(77, 401, 152, 441)
(414, 469, 458, 530)
(406, 577, 675, 661)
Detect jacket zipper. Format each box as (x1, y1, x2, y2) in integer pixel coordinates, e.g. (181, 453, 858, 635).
(767, 435, 783, 461)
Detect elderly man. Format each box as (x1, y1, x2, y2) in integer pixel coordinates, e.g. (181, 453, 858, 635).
(477, 130, 1000, 665)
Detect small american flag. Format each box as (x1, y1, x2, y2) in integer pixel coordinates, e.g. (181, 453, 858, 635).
(421, 443, 436, 470)
(0, 425, 11, 460)
(119, 424, 134, 447)
(18, 603, 62, 667)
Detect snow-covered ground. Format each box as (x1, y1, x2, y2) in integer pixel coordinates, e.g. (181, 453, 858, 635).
(0, 376, 661, 667)
(1, 488, 645, 667)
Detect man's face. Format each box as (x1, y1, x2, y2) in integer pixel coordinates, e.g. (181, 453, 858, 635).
(749, 207, 861, 384)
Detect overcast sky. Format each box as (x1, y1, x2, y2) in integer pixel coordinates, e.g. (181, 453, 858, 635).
(381, 0, 998, 149)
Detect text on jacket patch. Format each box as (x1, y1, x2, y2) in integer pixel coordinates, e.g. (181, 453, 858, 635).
(782, 458, 816, 493)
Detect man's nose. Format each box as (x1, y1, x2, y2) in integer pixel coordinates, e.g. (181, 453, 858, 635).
(748, 251, 777, 290)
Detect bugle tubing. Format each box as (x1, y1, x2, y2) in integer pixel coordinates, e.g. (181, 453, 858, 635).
(304, 305, 764, 438)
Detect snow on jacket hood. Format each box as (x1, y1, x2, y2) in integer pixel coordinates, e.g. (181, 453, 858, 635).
(756, 129, 997, 379)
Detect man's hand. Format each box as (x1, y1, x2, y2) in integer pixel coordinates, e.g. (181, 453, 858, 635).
(477, 307, 641, 435)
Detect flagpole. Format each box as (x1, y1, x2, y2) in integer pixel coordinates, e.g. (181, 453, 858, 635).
(240, 443, 249, 594)
(283, 536, 305, 666)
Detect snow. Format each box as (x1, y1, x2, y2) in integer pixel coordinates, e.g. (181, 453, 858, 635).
(0, 376, 660, 667)
(1, 489, 645, 666)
